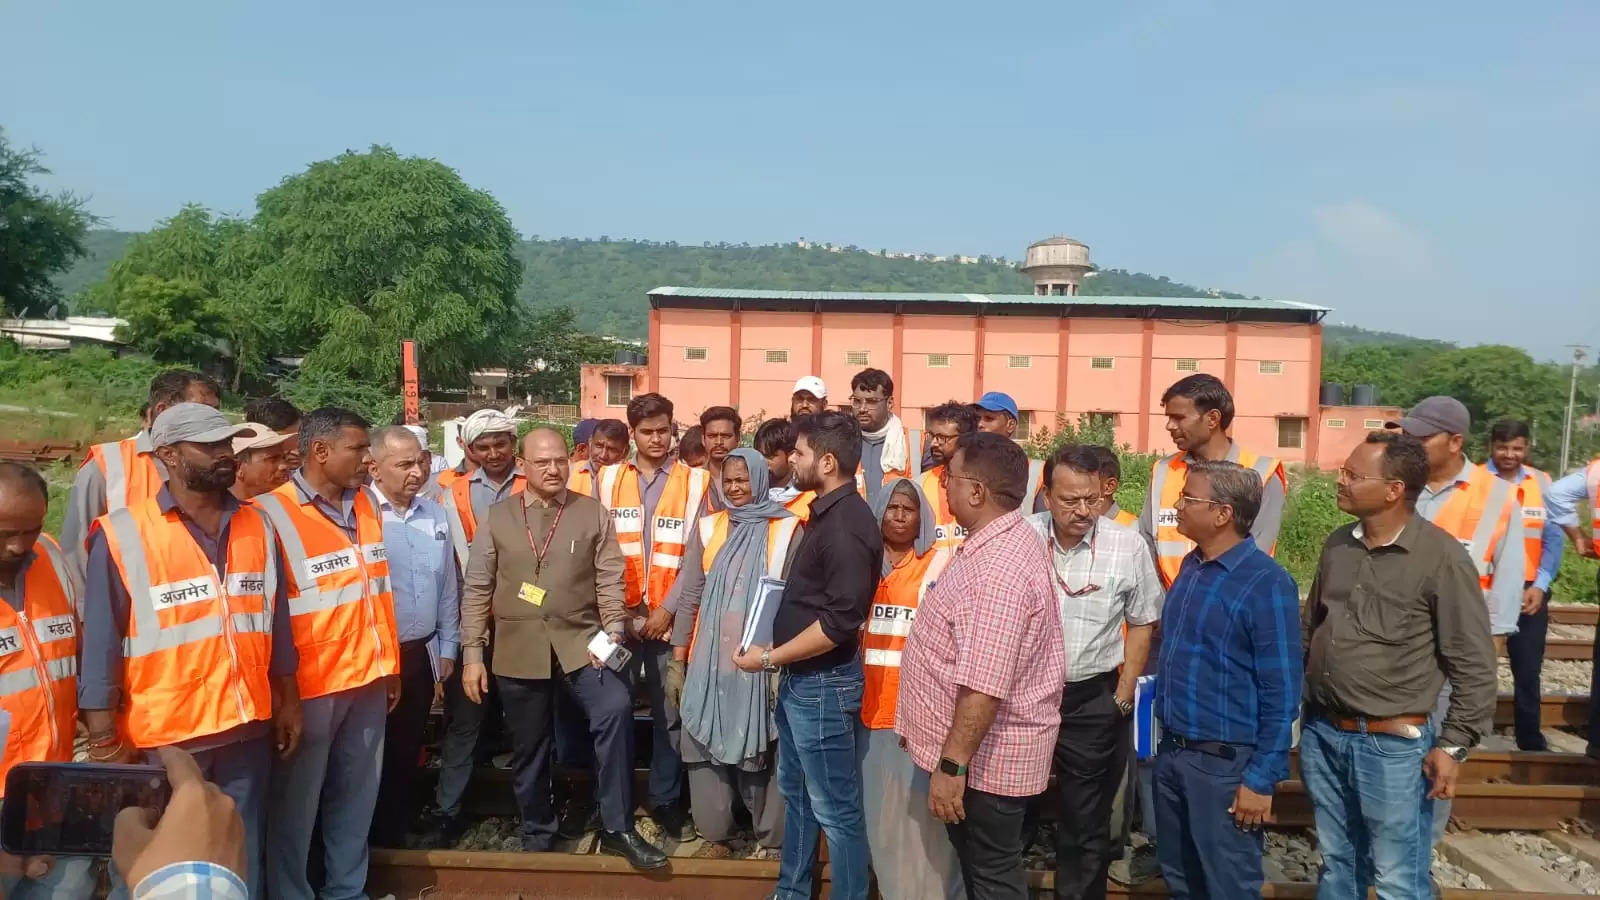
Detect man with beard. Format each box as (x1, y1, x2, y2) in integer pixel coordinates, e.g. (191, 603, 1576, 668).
(571, 419, 629, 497)
(253, 408, 400, 900)
(791, 376, 828, 419)
(441, 409, 526, 572)
(918, 402, 978, 551)
(700, 407, 743, 510)
(850, 369, 910, 505)
(79, 404, 303, 900)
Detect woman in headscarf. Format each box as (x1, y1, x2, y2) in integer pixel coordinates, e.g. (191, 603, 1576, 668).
(859, 477, 965, 900)
(666, 447, 801, 858)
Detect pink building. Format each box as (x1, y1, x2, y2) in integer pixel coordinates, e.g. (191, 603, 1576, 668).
(578, 285, 1389, 470)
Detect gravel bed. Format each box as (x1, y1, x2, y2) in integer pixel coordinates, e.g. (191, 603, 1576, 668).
(1498, 658, 1592, 694)
(1502, 832, 1600, 894)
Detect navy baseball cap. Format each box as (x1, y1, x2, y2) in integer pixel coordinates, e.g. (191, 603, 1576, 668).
(573, 418, 599, 445)
(974, 392, 1019, 420)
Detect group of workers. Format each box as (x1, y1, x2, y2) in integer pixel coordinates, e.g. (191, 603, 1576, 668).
(0, 361, 1595, 900)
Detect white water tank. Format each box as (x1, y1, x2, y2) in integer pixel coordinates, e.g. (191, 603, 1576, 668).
(1021, 236, 1092, 296)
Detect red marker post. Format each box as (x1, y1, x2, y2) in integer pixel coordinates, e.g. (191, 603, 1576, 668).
(401, 340, 420, 425)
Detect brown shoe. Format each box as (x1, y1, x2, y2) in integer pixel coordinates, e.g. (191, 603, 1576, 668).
(692, 841, 734, 859)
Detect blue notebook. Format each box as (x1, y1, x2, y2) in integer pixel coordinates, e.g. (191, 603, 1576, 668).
(740, 576, 786, 652)
(1133, 674, 1161, 760)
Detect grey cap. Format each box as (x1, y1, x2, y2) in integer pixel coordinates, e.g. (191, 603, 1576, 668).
(1387, 396, 1469, 437)
(150, 403, 256, 448)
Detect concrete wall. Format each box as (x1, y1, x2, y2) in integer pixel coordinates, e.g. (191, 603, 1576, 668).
(579, 364, 648, 420)
(645, 306, 1326, 459)
(1313, 405, 1404, 471)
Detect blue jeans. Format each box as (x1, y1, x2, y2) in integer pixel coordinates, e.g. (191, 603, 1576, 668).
(1153, 740, 1263, 900)
(774, 658, 869, 900)
(268, 681, 387, 900)
(1299, 716, 1434, 900)
(0, 857, 96, 899)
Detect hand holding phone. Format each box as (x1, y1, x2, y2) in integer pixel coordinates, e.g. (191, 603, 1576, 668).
(113, 747, 246, 888)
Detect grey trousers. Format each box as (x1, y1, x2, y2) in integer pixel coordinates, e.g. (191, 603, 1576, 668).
(268, 680, 387, 900)
(858, 725, 965, 900)
(686, 759, 783, 846)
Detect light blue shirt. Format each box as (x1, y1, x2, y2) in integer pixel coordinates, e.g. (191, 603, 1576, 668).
(370, 486, 461, 662)
(1545, 467, 1593, 529)
(1486, 459, 1564, 594)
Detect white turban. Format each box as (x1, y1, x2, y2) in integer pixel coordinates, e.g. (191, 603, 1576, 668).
(461, 409, 517, 446)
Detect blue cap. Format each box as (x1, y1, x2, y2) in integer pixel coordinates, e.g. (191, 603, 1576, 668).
(573, 418, 599, 445)
(974, 392, 1019, 420)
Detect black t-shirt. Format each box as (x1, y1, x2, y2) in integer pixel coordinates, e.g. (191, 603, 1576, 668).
(773, 482, 884, 673)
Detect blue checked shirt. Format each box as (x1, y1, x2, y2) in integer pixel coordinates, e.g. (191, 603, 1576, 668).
(1155, 536, 1303, 795)
(133, 862, 247, 900)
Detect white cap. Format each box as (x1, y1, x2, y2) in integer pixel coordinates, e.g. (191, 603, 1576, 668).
(231, 423, 295, 455)
(792, 376, 827, 399)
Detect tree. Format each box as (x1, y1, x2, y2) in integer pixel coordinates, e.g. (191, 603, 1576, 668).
(247, 146, 523, 390)
(0, 130, 95, 316)
(506, 306, 625, 404)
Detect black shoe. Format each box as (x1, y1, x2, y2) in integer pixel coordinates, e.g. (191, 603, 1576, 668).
(413, 809, 468, 846)
(599, 828, 668, 870)
(650, 804, 696, 842)
(557, 799, 602, 840)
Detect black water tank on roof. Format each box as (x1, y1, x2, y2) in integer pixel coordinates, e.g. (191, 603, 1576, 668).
(1352, 383, 1377, 406)
(1319, 382, 1344, 406)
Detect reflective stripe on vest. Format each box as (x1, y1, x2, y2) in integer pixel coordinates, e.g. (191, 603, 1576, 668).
(1427, 469, 1515, 590)
(1511, 467, 1551, 584)
(1020, 459, 1046, 516)
(1587, 460, 1600, 534)
(1149, 449, 1285, 586)
(861, 547, 950, 730)
(0, 535, 79, 796)
(99, 502, 276, 748)
(442, 473, 526, 571)
(254, 486, 398, 700)
(88, 436, 163, 514)
(921, 467, 968, 552)
(696, 513, 803, 579)
(599, 462, 708, 608)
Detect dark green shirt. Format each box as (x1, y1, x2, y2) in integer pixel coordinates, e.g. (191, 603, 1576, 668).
(1302, 513, 1497, 749)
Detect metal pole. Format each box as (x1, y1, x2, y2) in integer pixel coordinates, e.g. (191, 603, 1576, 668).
(1559, 345, 1586, 474)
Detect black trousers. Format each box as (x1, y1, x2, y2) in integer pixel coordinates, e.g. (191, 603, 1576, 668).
(370, 638, 436, 846)
(498, 660, 635, 850)
(1506, 588, 1550, 750)
(947, 786, 1029, 900)
(1052, 671, 1128, 900)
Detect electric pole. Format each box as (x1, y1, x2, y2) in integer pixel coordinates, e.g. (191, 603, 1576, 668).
(1560, 345, 1587, 474)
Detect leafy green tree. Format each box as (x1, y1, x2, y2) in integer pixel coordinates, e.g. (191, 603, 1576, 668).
(247, 146, 523, 390)
(506, 305, 626, 404)
(0, 130, 96, 316)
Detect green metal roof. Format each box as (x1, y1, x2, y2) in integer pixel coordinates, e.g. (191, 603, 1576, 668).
(649, 286, 1329, 314)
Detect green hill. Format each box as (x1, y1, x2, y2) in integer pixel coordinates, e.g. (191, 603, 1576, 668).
(55, 231, 1417, 348)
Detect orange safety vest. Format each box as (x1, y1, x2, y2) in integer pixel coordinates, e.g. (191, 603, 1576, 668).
(855, 423, 912, 498)
(1109, 508, 1137, 527)
(784, 490, 816, 520)
(82, 435, 164, 514)
(598, 461, 710, 609)
(1586, 459, 1600, 535)
(861, 547, 950, 730)
(568, 465, 597, 498)
(1426, 467, 1517, 591)
(441, 473, 526, 570)
(689, 511, 803, 662)
(920, 467, 967, 552)
(0, 536, 79, 796)
(1148, 447, 1287, 587)
(253, 483, 398, 701)
(99, 501, 275, 748)
(1486, 464, 1551, 584)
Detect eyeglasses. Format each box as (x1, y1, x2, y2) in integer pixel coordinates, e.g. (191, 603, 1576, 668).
(849, 395, 889, 408)
(1173, 493, 1218, 509)
(1337, 467, 1399, 485)
(1051, 495, 1102, 512)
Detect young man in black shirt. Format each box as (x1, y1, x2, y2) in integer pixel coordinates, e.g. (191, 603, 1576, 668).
(735, 411, 882, 900)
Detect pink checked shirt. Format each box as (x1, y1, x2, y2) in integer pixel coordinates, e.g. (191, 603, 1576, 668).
(896, 510, 1066, 796)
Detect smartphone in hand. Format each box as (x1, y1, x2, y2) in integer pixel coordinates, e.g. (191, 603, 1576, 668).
(0, 762, 172, 858)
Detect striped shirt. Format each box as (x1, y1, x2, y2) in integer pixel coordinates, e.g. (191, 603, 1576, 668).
(133, 862, 247, 900)
(1155, 536, 1302, 795)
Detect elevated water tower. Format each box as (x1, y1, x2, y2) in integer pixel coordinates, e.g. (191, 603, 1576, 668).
(1022, 236, 1092, 296)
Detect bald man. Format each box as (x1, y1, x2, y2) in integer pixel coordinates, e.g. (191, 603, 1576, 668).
(458, 429, 666, 868)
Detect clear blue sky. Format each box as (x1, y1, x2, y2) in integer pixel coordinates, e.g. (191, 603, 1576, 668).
(6, 0, 1596, 358)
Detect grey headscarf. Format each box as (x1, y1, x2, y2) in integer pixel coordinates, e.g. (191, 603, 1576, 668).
(679, 448, 792, 768)
(872, 477, 937, 577)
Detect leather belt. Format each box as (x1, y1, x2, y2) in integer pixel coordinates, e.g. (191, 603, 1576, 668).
(1160, 733, 1242, 761)
(1324, 713, 1428, 738)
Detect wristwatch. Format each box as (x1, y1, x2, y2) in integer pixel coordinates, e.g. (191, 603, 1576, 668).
(938, 757, 968, 777)
(761, 649, 777, 672)
(1441, 745, 1469, 763)
(1114, 696, 1135, 716)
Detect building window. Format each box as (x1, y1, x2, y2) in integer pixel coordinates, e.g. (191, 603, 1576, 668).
(1175, 358, 1198, 372)
(1277, 417, 1307, 449)
(1363, 418, 1385, 429)
(1325, 418, 1346, 429)
(765, 349, 789, 364)
(846, 350, 870, 366)
(1016, 410, 1033, 439)
(1008, 355, 1031, 369)
(1090, 356, 1114, 370)
(605, 374, 633, 407)
(1259, 360, 1284, 375)
(928, 353, 950, 368)
(684, 347, 708, 361)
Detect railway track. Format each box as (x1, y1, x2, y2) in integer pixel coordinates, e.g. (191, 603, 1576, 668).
(1498, 692, 1589, 728)
(366, 848, 1595, 898)
(1552, 606, 1599, 627)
